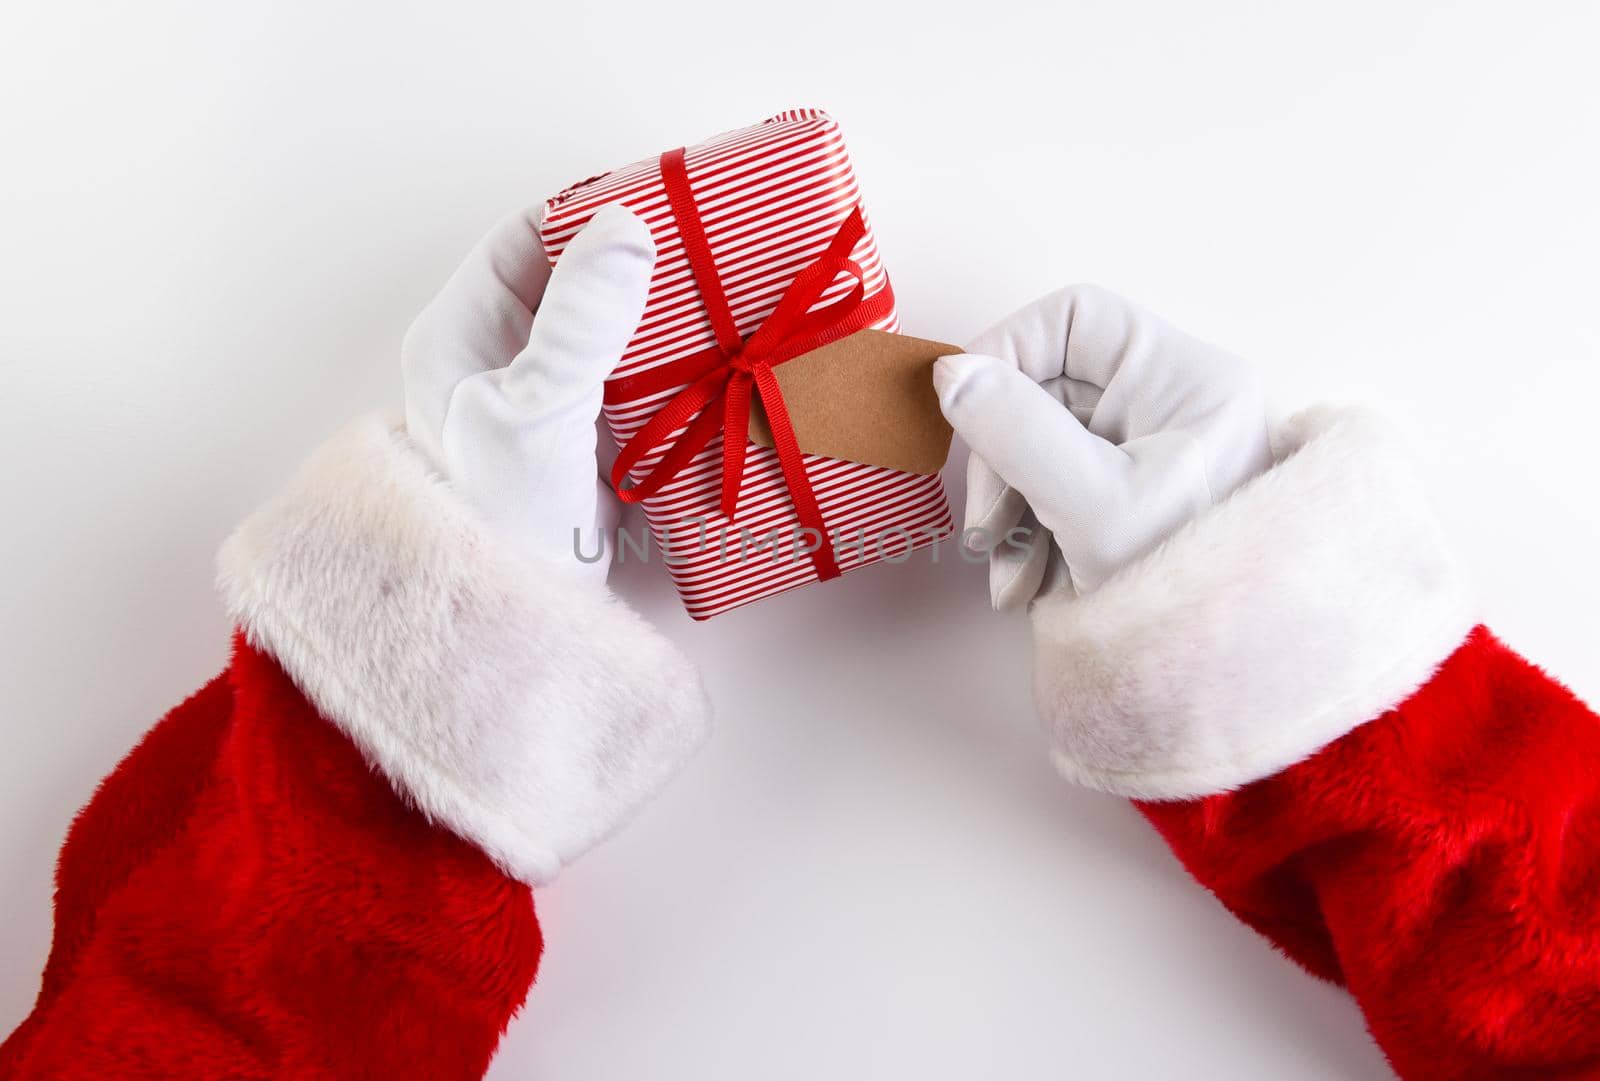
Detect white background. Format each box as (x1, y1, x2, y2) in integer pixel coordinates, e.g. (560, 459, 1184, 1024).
(3, 2, 1598, 1077)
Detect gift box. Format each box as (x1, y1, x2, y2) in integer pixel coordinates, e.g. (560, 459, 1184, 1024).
(540, 109, 953, 620)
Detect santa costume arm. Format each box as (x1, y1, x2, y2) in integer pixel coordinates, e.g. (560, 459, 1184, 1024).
(938, 287, 1600, 1080)
(0, 207, 710, 1080)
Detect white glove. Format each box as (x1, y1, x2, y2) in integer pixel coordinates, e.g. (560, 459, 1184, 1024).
(402, 204, 655, 583)
(934, 285, 1273, 608)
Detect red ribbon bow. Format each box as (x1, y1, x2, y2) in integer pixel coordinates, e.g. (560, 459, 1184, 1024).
(606, 147, 896, 580)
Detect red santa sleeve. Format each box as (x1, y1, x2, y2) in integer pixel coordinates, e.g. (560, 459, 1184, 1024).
(1028, 406, 1600, 1079)
(0, 416, 709, 1080)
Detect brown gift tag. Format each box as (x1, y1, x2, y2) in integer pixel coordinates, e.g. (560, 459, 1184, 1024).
(747, 329, 958, 476)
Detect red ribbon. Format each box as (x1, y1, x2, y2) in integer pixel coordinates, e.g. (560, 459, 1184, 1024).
(607, 146, 895, 581)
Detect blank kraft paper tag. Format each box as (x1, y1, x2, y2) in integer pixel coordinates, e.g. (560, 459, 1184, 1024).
(747, 329, 958, 476)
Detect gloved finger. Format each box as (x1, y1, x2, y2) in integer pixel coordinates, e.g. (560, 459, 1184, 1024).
(967, 284, 1246, 439)
(934, 352, 1134, 545)
(965, 285, 1123, 409)
(402, 207, 552, 450)
(959, 444, 1048, 611)
(963, 445, 1027, 541)
(972, 284, 1273, 515)
(502, 204, 655, 423)
(955, 312, 1077, 613)
(987, 503, 1053, 612)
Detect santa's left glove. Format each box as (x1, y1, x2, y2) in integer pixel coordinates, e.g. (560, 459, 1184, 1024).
(935, 286, 1471, 799)
(217, 205, 710, 886)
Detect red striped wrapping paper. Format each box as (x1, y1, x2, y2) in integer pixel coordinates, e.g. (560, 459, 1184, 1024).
(539, 109, 952, 620)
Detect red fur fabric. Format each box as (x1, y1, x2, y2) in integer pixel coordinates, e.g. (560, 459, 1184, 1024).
(7, 624, 1599, 1079)
(0, 637, 541, 1080)
(1141, 626, 1600, 1079)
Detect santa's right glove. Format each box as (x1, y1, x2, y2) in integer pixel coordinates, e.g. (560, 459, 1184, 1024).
(221, 206, 710, 886)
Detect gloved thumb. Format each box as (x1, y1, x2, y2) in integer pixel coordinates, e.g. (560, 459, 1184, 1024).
(935, 352, 1218, 596)
(934, 352, 1130, 541)
(503, 204, 656, 419)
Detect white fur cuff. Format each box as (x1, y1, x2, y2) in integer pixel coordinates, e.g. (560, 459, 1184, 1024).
(217, 415, 710, 886)
(1032, 406, 1475, 801)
